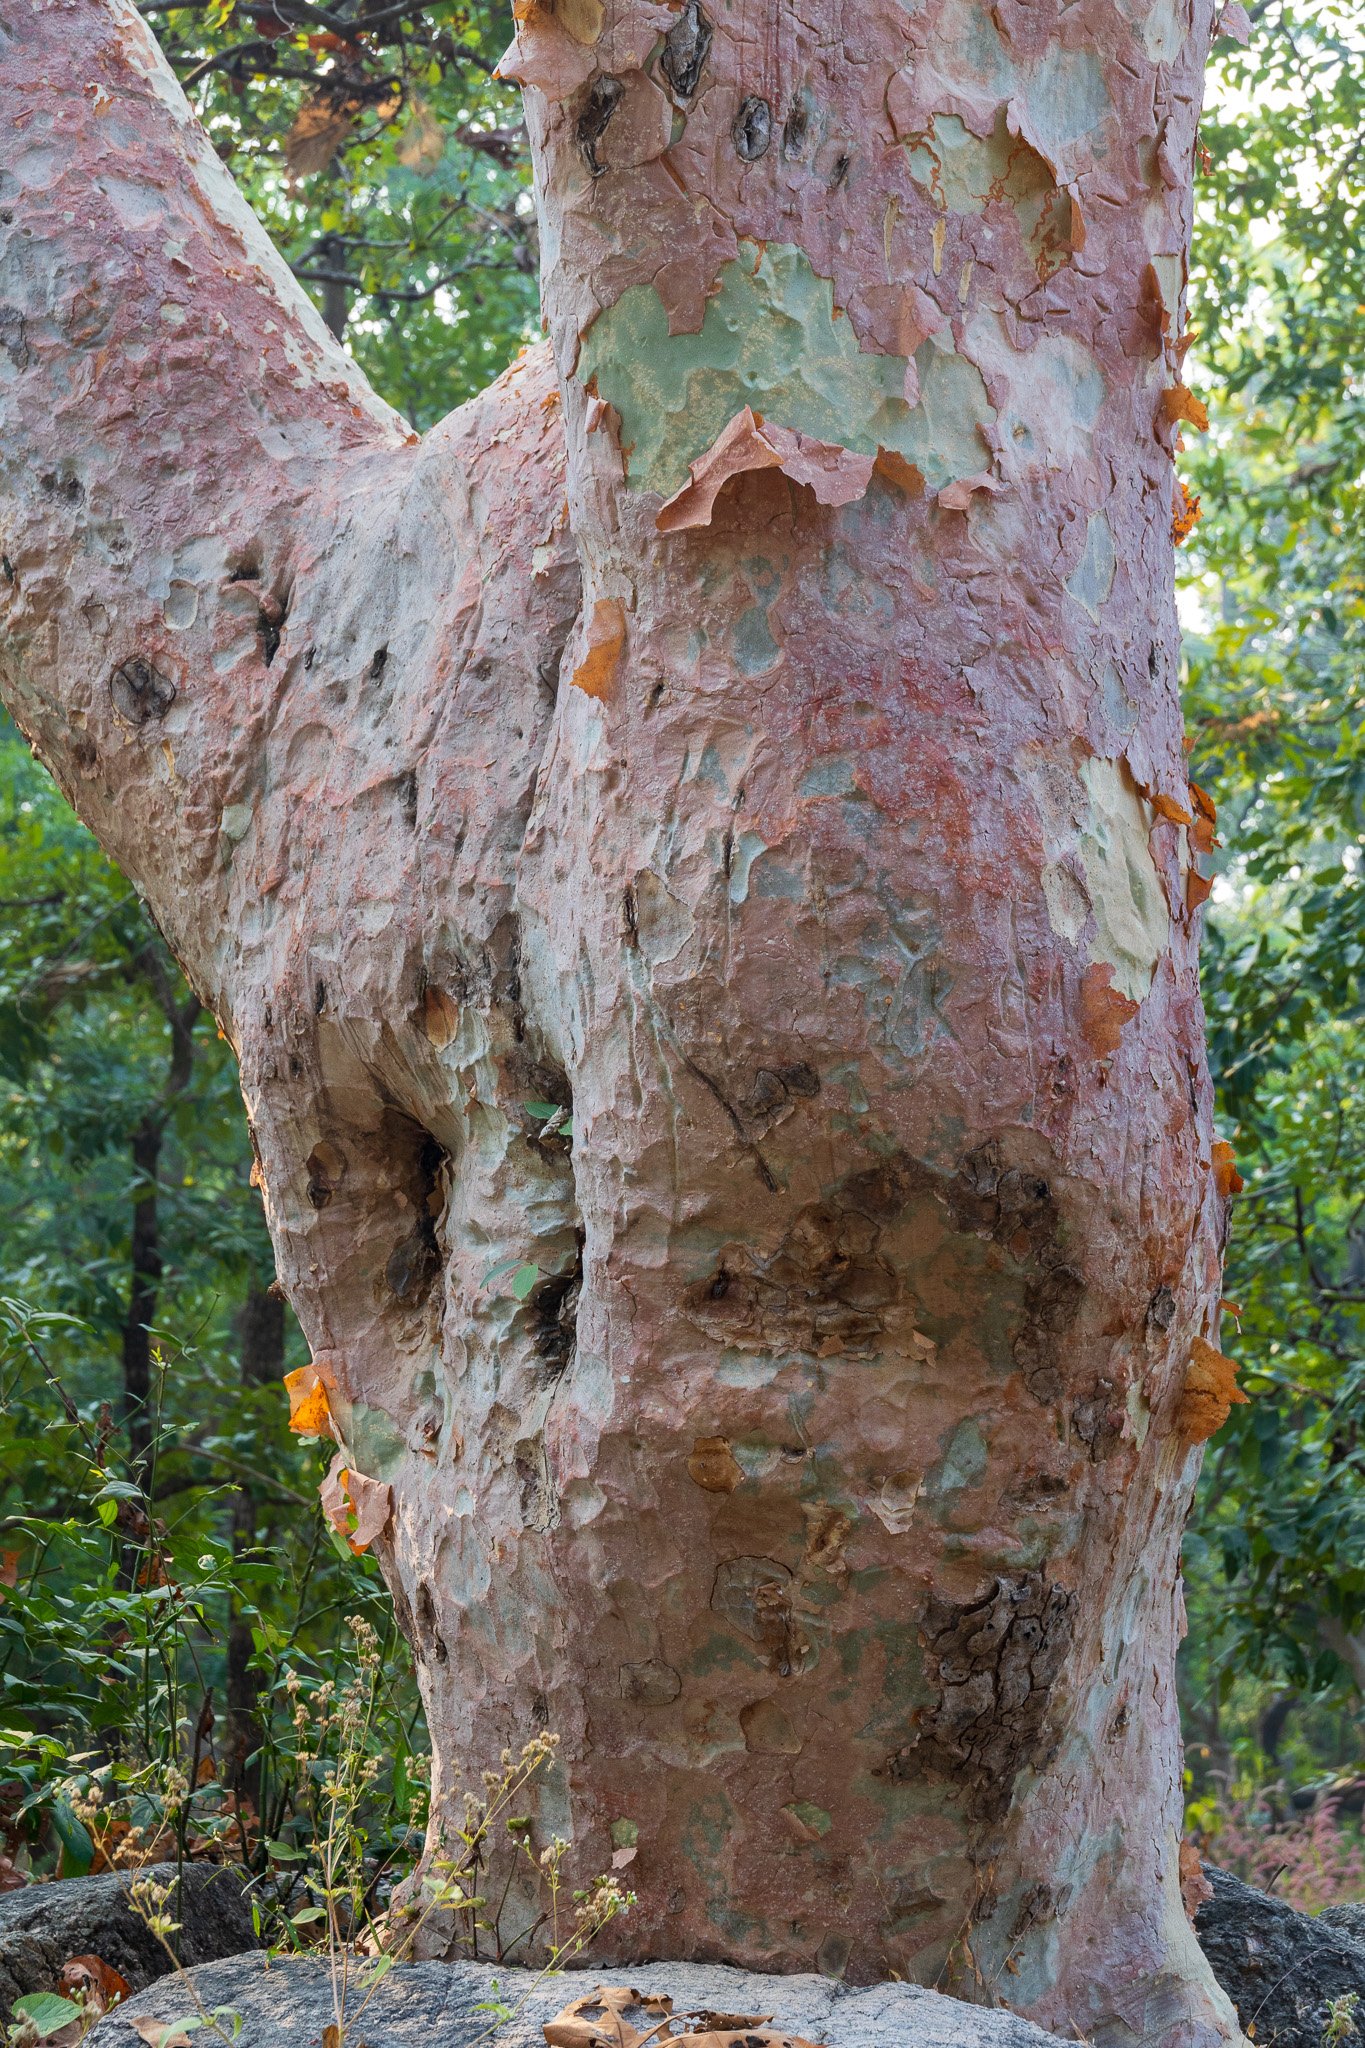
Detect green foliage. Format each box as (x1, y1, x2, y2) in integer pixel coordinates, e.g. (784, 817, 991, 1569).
(1179, 0, 1365, 1759)
(143, 2, 532, 427)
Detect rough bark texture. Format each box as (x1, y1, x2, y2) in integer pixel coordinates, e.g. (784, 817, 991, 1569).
(0, 3, 1237, 2041)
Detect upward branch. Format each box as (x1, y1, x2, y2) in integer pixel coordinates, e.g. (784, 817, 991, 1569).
(0, 0, 404, 989)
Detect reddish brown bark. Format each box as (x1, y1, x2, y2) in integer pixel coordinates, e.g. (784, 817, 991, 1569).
(0, 4, 1239, 2040)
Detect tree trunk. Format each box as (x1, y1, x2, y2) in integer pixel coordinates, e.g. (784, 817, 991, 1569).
(0, 5, 1241, 2040)
(121, 1112, 163, 1478)
(226, 1282, 285, 1804)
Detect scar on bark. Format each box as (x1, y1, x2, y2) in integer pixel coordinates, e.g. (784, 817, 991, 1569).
(383, 1118, 448, 1308)
(881, 1571, 1077, 1818)
(577, 76, 624, 178)
(660, 0, 712, 101)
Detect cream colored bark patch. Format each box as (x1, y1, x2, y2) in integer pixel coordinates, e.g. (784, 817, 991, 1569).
(1026, 749, 1169, 999)
(1077, 757, 1168, 999)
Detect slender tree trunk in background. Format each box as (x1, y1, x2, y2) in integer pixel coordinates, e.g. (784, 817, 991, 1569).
(0, 5, 1243, 2040)
(226, 1283, 285, 1803)
(121, 1113, 163, 1478)
(119, 957, 199, 1475)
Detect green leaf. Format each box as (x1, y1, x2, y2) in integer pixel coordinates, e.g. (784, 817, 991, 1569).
(509, 1263, 540, 1302)
(51, 1796, 94, 1877)
(12, 1992, 83, 2037)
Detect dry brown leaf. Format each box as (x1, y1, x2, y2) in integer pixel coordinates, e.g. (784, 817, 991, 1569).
(544, 1986, 647, 2048)
(324, 2027, 342, 2048)
(130, 2021, 194, 2048)
(60, 1953, 131, 2023)
(1149, 790, 1193, 825)
(1159, 385, 1209, 432)
(1179, 1837, 1214, 1920)
(397, 99, 445, 173)
(1078, 961, 1139, 1059)
(284, 1362, 334, 1437)
(0, 1547, 19, 1593)
(571, 597, 627, 702)
(686, 1436, 743, 1493)
(285, 98, 357, 179)
(1211, 1139, 1244, 1199)
(1178, 1335, 1247, 1442)
(542, 1988, 823, 2048)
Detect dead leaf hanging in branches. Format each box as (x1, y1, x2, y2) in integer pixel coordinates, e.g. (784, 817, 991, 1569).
(398, 99, 446, 174)
(286, 98, 358, 179)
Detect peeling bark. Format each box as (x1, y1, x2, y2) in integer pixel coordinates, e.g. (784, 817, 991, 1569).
(0, 2, 1239, 2040)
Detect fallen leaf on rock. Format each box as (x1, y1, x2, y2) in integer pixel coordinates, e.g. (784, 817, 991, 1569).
(1178, 1335, 1247, 1442)
(543, 1988, 824, 2048)
(130, 2020, 194, 2048)
(1179, 1837, 1214, 1919)
(60, 1953, 130, 2011)
(571, 597, 627, 702)
(686, 1435, 743, 1493)
(1159, 385, 1209, 432)
(1078, 961, 1140, 1059)
(656, 407, 874, 533)
(1211, 1140, 1244, 1199)
(284, 1362, 335, 1438)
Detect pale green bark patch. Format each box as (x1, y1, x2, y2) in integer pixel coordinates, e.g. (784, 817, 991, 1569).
(907, 110, 1074, 273)
(579, 241, 992, 498)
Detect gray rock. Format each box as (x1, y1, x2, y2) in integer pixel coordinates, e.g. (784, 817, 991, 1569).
(1195, 1862, 1365, 2047)
(96, 1954, 1073, 2047)
(0, 1863, 258, 2029)
(1320, 1904, 1365, 1946)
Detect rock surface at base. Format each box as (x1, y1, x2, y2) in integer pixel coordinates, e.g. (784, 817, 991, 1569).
(1196, 1862, 1365, 2047)
(0, 1864, 257, 2029)
(96, 1954, 1073, 2046)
